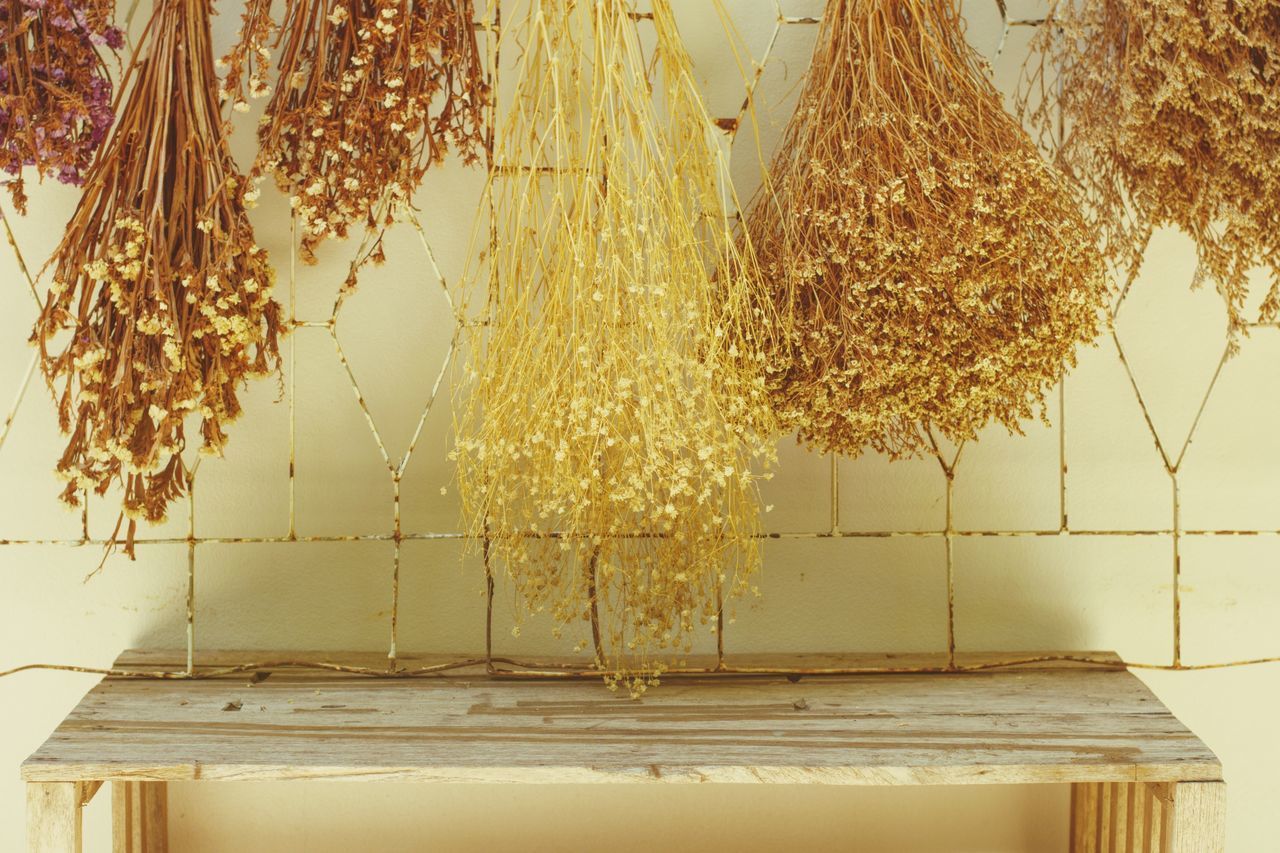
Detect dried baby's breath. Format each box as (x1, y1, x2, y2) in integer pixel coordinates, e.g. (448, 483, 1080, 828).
(455, 0, 775, 694)
(223, 0, 488, 264)
(1023, 0, 1280, 338)
(34, 0, 282, 554)
(743, 0, 1109, 458)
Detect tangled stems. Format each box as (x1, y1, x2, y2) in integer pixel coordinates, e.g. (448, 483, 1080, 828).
(1023, 0, 1280, 339)
(743, 0, 1109, 458)
(34, 0, 282, 553)
(455, 0, 776, 694)
(222, 0, 488, 264)
(0, 0, 121, 212)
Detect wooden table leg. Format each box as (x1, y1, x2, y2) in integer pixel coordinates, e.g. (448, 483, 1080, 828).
(1070, 780, 1226, 852)
(1168, 781, 1227, 852)
(26, 782, 82, 853)
(112, 781, 169, 853)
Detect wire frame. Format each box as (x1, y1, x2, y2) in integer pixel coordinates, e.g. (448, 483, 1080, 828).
(1, 0, 1279, 682)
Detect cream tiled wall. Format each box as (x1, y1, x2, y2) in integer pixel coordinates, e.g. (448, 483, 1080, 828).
(2, 2, 1278, 850)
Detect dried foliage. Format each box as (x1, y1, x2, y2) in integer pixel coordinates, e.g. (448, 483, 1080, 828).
(33, 0, 282, 551)
(222, 0, 488, 263)
(1023, 0, 1280, 336)
(743, 0, 1109, 458)
(455, 0, 776, 693)
(0, 0, 121, 213)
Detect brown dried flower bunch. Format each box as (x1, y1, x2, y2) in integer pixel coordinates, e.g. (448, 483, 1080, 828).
(743, 0, 1109, 458)
(455, 0, 776, 693)
(1023, 0, 1280, 336)
(222, 0, 488, 263)
(34, 0, 282, 553)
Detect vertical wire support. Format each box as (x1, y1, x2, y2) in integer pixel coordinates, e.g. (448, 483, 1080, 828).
(943, 470, 957, 669)
(1171, 475, 1182, 667)
(185, 467, 198, 677)
(829, 453, 840, 535)
(287, 215, 298, 542)
(389, 474, 402, 670)
(483, 528, 494, 673)
(481, 0, 501, 672)
(1058, 377, 1068, 531)
(928, 430, 964, 670)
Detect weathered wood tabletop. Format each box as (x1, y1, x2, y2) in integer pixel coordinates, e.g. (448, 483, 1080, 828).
(22, 650, 1226, 852)
(25, 649, 1218, 787)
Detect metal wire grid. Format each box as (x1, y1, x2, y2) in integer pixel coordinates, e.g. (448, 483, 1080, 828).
(1, 0, 1279, 682)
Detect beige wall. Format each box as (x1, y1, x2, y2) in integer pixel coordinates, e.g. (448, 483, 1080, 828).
(3, 1, 1279, 849)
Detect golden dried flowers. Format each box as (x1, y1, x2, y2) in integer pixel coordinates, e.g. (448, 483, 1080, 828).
(223, 0, 488, 263)
(1023, 0, 1280, 337)
(455, 0, 775, 693)
(0, 0, 121, 212)
(34, 0, 282, 553)
(743, 0, 1109, 458)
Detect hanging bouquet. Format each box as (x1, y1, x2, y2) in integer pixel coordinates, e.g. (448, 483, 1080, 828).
(222, 0, 488, 263)
(1023, 0, 1280, 337)
(34, 0, 282, 553)
(744, 0, 1109, 457)
(0, 0, 121, 212)
(454, 0, 776, 693)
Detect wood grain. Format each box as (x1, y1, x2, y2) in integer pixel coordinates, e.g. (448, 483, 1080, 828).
(1068, 780, 1226, 852)
(26, 783, 80, 853)
(1169, 781, 1226, 852)
(22, 650, 1219, 787)
(112, 782, 167, 853)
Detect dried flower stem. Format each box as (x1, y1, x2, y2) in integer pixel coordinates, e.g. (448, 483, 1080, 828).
(34, 0, 282, 554)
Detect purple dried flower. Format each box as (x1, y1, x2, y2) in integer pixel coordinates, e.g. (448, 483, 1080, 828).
(0, 0, 120, 212)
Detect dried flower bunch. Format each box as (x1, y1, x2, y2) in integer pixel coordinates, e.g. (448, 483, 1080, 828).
(0, 0, 121, 213)
(743, 0, 1109, 458)
(34, 0, 282, 552)
(455, 0, 776, 692)
(222, 0, 488, 263)
(1023, 0, 1280, 335)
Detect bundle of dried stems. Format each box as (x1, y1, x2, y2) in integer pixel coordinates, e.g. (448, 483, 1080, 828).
(455, 0, 776, 693)
(1023, 0, 1280, 337)
(0, 0, 121, 212)
(34, 0, 282, 553)
(222, 0, 488, 264)
(743, 0, 1109, 458)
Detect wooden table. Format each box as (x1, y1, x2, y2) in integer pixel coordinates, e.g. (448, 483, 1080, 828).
(22, 650, 1225, 852)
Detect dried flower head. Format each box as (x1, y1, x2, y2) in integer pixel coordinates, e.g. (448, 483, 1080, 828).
(455, 0, 775, 693)
(223, 0, 488, 263)
(0, 0, 121, 212)
(1023, 0, 1280, 338)
(743, 0, 1109, 458)
(34, 0, 282, 553)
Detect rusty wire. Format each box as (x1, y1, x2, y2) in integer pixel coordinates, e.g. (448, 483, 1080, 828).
(1, 1, 1279, 683)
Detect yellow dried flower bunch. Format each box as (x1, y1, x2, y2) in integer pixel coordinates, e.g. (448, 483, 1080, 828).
(1023, 0, 1280, 336)
(743, 0, 1109, 458)
(455, 0, 776, 693)
(34, 0, 283, 554)
(223, 0, 488, 263)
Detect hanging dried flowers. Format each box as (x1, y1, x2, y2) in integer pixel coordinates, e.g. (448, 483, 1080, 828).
(221, 0, 488, 264)
(1022, 0, 1280, 336)
(33, 0, 282, 552)
(454, 0, 776, 693)
(0, 0, 121, 213)
(742, 0, 1109, 458)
